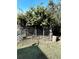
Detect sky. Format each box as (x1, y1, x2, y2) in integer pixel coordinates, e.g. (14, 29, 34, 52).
(17, 0, 60, 12)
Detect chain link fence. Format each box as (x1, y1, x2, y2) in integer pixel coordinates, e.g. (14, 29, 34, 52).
(17, 25, 61, 42)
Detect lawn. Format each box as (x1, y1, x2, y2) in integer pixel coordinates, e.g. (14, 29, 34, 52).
(17, 39, 61, 59)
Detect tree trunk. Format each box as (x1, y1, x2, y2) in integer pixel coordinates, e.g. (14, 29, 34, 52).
(26, 27, 28, 38)
(43, 27, 45, 39)
(49, 25, 52, 41)
(35, 26, 37, 37)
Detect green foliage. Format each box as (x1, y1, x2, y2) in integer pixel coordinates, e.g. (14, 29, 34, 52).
(17, 1, 61, 31)
(17, 13, 26, 28)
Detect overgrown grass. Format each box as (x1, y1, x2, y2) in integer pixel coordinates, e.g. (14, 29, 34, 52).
(17, 39, 61, 59)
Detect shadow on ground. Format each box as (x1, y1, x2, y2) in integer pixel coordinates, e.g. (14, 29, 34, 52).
(17, 43, 48, 59)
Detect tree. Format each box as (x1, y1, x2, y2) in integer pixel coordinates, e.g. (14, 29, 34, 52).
(24, 5, 57, 39)
(48, 0, 61, 40)
(17, 2, 61, 41)
(17, 13, 26, 29)
(17, 13, 27, 40)
(48, 0, 55, 40)
(53, 2, 61, 36)
(26, 6, 48, 37)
